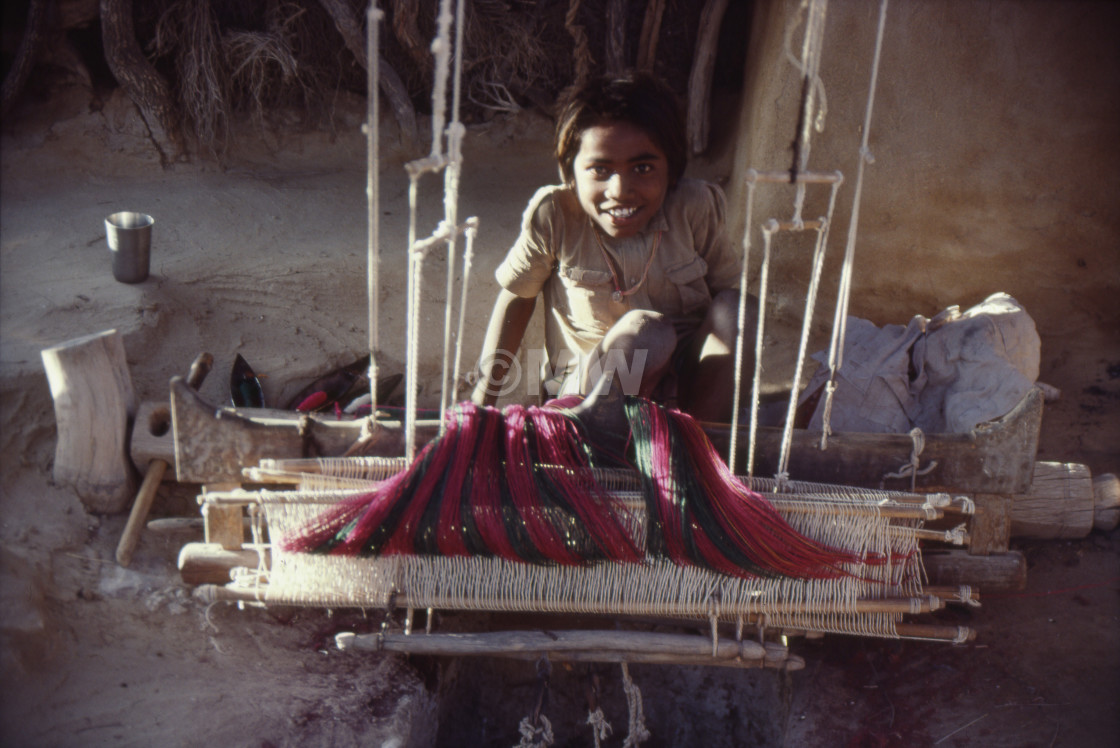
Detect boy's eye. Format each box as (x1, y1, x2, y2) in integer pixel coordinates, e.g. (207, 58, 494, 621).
(634, 163, 654, 175)
(590, 165, 611, 178)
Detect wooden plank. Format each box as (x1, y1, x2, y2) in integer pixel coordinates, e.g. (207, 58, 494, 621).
(202, 489, 244, 551)
(706, 388, 1043, 495)
(170, 376, 441, 484)
(178, 542, 268, 586)
(922, 550, 1026, 592)
(130, 401, 174, 468)
(968, 494, 1012, 555)
(334, 629, 803, 670)
(41, 329, 137, 513)
(172, 379, 1043, 495)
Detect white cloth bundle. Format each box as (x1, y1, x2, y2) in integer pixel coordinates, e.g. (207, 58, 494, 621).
(802, 293, 1040, 434)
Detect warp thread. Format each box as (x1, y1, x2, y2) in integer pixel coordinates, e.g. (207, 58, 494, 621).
(284, 398, 891, 581)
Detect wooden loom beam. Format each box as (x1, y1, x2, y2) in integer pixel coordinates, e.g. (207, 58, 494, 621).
(335, 629, 804, 671)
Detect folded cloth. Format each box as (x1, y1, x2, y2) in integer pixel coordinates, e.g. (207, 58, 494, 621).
(800, 292, 1040, 434)
(911, 292, 1040, 433)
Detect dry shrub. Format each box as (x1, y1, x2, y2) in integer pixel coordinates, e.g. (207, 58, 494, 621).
(151, 0, 361, 155)
(381, 0, 574, 120)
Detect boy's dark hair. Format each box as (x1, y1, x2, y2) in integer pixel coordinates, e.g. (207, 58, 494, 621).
(555, 72, 687, 187)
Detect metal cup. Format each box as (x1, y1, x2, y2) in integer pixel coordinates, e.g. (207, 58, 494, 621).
(105, 212, 154, 283)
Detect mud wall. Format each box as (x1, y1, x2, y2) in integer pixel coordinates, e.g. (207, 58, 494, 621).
(726, 0, 1119, 468)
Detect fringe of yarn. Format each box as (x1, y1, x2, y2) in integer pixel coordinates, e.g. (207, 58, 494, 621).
(284, 399, 898, 581)
(626, 397, 882, 580)
(281, 403, 642, 564)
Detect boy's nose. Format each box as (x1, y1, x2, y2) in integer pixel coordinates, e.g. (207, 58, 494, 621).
(605, 173, 628, 199)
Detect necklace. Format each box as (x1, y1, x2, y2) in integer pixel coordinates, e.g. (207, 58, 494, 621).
(592, 223, 662, 303)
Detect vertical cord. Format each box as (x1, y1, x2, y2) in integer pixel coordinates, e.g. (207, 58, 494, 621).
(450, 219, 478, 404)
(727, 175, 757, 475)
(820, 0, 889, 448)
(428, 0, 454, 158)
(750, 224, 777, 478)
(405, 175, 421, 459)
(789, 0, 829, 226)
(366, 3, 382, 420)
(437, 0, 467, 416)
(777, 177, 841, 483)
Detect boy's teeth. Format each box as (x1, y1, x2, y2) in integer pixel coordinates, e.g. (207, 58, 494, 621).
(608, 207, 637, 218)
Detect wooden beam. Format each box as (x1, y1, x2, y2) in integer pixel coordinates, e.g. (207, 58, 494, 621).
(922, 550, 1026, 592)
(335, 629, 803, 670)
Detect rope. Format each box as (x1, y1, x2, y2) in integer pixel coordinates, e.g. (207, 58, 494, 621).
(366, 4, 382, 422)
(879, 427, 937, 491)
(515, 715, 554, 748)
(820, 0, 889, 448)
(516, 657, 555, 748)
(774, 176, 842, 480)
(727, 176, 757, 475)
(587, 708, 612, 748)
(786, 0, 829, 226)
(620, 662, 650, 747)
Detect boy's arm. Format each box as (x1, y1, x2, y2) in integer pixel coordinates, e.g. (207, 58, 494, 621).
(471, 288, 537, 406)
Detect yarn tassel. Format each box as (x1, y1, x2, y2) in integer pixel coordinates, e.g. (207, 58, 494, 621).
(283, 402, 641, 564)
(626, 397, 873, 580)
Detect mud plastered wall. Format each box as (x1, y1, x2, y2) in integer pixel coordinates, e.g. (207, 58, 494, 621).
(727, 0, 1119, 469)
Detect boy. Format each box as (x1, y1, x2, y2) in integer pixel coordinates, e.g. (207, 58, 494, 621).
(471, 72, 748, 449)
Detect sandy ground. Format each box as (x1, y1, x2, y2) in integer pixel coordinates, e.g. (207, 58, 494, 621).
(1, 84, 1118, 747)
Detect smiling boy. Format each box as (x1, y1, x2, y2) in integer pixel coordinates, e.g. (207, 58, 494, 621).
(471, 72, 747, 445)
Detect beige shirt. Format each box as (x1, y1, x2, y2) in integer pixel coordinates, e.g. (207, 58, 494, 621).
(496, 178, 742, 394)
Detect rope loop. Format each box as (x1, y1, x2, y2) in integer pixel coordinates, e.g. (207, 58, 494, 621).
(516, 715, 555, 748)
(587, 708, 613, 748)
(620, 662, 651, 748)
(880, 427, 937, 490)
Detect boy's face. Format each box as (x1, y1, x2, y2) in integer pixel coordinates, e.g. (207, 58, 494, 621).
(571, 121, 670, 239)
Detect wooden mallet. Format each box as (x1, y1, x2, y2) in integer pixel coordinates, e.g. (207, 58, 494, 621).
(116, 352, 213, 566)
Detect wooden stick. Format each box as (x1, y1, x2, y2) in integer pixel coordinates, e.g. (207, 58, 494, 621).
(178, 543, 268, 586)
(923, 550, 1026, 592)
(116, 353, 211, 566)
(746, 169, 843, 185)
(334, 629, 803, 670)
(147, 516, 255, 534)
(895, 622, 976, 643)
(194, 577, 939, 617)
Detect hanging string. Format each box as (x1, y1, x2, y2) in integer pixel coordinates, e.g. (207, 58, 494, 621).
(620, 662, 650, 748)
(728, 176, 756, 476)
(402, 0, 471, 457)
(775, 177, 841, 484)
(365, 4, 382, 423)
(786, 0, 829, 226)
(437, 0, 468, 418)
(820, 0, 889, 449)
